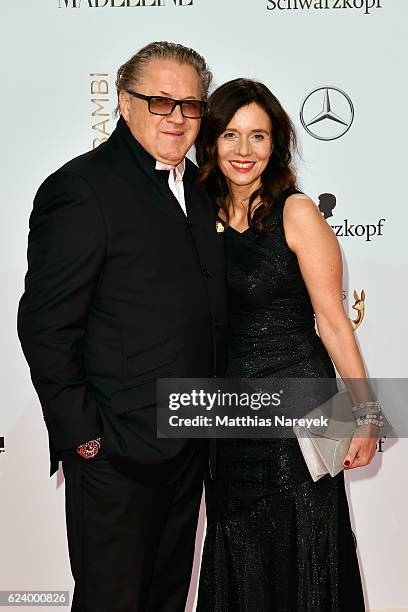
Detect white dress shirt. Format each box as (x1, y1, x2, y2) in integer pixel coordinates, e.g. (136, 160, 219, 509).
(155, 159, 186, 216)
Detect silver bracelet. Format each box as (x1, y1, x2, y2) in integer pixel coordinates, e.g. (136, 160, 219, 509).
(352, 401, 383, 427)
(356, 415, 383, 427)
(352, 400, 381, 413)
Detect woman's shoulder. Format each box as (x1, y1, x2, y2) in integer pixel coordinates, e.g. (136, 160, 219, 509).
(265, 187, 309, 224)
(282, 191, 335, 254)
(281, 187, 316, 208)
(265, 189, 323, 240)
(281, 191, 321, 222)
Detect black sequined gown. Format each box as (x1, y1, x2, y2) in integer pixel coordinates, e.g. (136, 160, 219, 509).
(197, 189, 365, 611)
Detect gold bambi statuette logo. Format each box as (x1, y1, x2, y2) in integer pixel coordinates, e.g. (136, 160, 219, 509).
(350, 289, 366, 331)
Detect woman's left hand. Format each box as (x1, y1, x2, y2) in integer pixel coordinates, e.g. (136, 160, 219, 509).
(343, 425, 379, 469)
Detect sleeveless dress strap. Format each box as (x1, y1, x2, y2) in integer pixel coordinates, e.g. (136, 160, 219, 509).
(278, 186, 303, 210)
(265, 187, 303, 228)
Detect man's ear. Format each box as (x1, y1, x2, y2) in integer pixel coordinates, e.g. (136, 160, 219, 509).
(119, 90, 130, 121)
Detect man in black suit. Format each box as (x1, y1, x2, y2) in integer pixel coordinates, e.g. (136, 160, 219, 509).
(18, 41, 226, 612)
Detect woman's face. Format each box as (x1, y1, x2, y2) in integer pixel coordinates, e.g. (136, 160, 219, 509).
(217, 102, 272, 193)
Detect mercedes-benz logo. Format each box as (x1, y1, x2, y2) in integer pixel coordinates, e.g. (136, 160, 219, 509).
(300, 86, 354, 141)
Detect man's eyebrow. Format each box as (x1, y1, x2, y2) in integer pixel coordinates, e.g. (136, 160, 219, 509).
(158, 90, 199, 100)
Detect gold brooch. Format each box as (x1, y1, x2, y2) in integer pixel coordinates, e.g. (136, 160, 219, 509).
(216, 220, 225, 233)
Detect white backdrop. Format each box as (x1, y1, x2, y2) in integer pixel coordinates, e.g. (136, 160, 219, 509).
(1, 0, 407, 610)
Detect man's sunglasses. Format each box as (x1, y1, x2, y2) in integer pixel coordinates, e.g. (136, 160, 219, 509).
(127, 91, 207, 119)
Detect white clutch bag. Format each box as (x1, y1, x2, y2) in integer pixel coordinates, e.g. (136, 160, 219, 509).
(293, 390, 356, 482)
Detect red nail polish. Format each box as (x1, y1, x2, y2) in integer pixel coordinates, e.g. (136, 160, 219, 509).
(344, 460, 350, 467)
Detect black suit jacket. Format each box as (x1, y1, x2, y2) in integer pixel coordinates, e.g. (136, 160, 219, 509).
(18, 117, 227, 475)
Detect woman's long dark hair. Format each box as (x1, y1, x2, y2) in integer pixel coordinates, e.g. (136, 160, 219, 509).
(196, 78, 298, 234)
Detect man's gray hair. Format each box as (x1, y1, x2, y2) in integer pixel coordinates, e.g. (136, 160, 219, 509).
(115, 41, 212, 115)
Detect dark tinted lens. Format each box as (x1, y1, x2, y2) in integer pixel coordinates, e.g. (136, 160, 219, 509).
(181, 100, 206, 118)
(149, 97, 175, 115)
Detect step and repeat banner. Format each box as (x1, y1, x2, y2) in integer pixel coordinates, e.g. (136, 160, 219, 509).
(1, 0, 407, 610)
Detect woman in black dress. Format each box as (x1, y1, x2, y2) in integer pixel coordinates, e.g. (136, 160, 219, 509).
(195, 79, 378, 611)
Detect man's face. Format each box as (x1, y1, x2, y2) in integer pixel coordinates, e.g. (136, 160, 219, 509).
(119, 59, 202, 165)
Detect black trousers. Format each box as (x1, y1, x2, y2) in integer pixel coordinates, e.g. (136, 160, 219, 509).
(62, 446, 203, 612)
